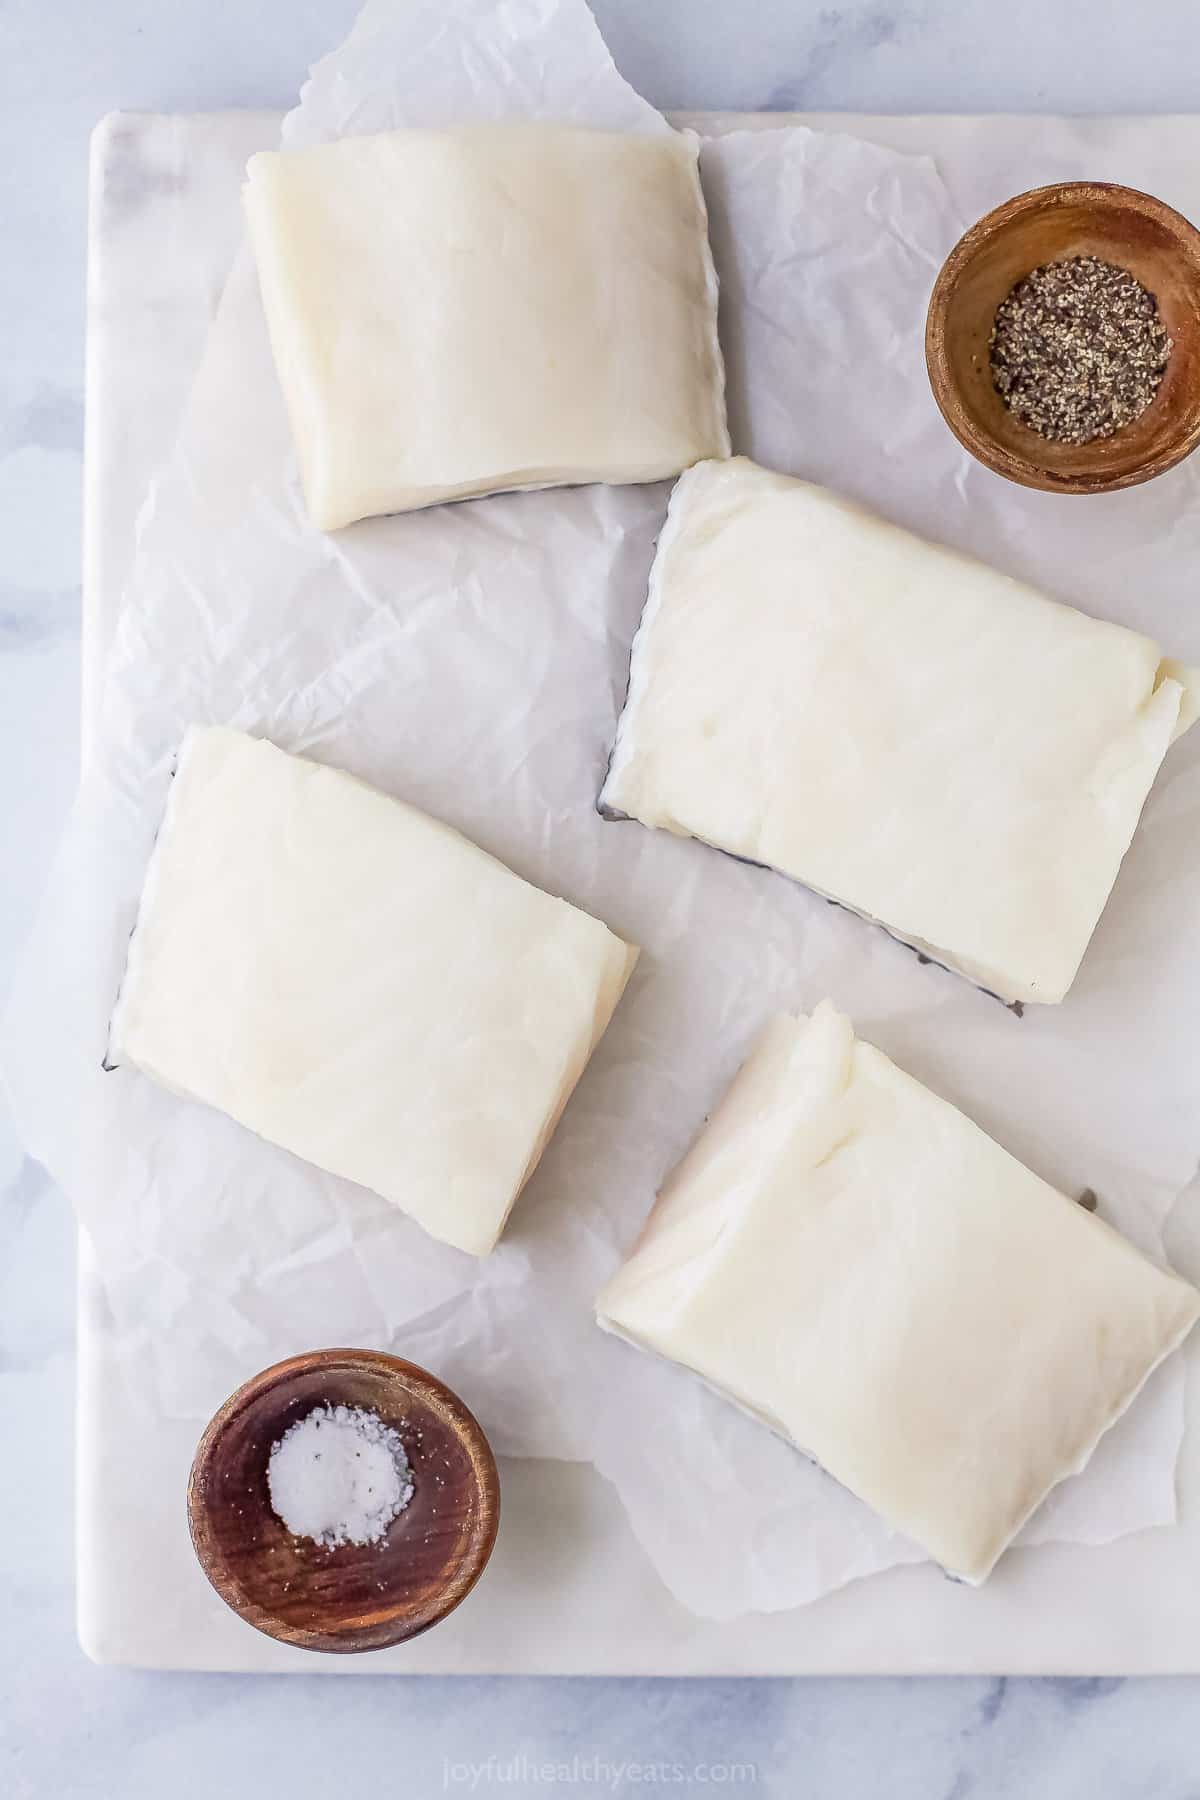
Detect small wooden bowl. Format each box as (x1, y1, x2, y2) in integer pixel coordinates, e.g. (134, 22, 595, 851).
(926, 181, 1200, 493)
(188, 1349, 499, 1654)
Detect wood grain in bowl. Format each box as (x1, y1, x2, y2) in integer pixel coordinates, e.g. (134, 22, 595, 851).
(187, 1348, 499, 1653)
(926, 181, 1200, 492)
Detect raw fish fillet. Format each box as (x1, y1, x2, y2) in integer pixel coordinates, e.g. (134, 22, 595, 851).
(601, 457, 1199, 1005)
(110, 727, 638, 1256)
(596, 1001, 1200, 1582)
(244, 124, 729, 530)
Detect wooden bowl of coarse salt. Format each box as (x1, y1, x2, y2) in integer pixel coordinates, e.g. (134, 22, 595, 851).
(926, 181, 1200, 493)
(187, 1348, 499, 1653)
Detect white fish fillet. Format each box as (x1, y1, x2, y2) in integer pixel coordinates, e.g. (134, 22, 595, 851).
(596, 1001, 1200, 1583)
(600, 457, 1200, 1005)
(244, 124, 730, 531)
(110, 727, 638, 1257)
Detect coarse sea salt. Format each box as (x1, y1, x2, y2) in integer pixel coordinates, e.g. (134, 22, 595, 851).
(267, 1403, 414, 1547)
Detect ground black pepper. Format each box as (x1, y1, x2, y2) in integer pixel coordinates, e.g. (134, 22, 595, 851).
(989, 254, 1172, 444)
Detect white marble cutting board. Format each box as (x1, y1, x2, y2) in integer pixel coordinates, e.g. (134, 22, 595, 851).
(79, 108, 1200, 1673)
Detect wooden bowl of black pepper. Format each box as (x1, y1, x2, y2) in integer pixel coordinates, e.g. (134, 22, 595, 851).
(926, 182, 1200, 493)
(187, 1348, 500, 1653)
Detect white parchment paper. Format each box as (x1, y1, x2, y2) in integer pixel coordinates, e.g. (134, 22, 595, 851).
(5, 0, 1200, 1619)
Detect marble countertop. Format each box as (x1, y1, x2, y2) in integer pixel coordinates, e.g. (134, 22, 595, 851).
(5, 3, 1200, 1795)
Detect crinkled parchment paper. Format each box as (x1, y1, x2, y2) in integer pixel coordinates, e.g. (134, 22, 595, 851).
(5, 0, 1200, 1618)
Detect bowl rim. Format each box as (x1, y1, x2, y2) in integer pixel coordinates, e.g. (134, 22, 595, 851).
(925, 179, 1200, 494)
(187, 1346, 501, 1654)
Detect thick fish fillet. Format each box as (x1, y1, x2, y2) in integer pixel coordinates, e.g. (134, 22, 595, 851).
(244, 124, 729, 530)
(110, 727, 638, 1256)
(596, 1001, 1200, 1583)
(600, 457, 1199, 1005)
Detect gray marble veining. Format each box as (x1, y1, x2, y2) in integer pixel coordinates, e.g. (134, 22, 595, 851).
(5, 3, 1200, 1796)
